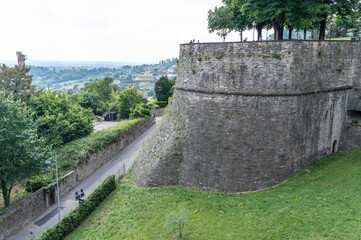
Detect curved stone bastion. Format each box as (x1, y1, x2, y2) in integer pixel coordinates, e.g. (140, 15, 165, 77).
(132, 40, 361, 192)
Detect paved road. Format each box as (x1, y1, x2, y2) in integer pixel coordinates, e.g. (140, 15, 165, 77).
(10, 121, 159, 240)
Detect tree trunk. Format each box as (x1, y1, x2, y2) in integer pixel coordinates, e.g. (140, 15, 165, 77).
(304, 29, 307, 40)
(240, 31, 243, 42)
(319, 15, 327, 40)
(1, 180, 10, 208)
(297, 30, 299, 39)
(272, 12, 286, 40)
(288, 29, 293, 40)
(256, 22, 265, 40)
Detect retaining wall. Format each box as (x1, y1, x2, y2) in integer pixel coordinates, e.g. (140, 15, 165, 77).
(0, 117, 155, 240)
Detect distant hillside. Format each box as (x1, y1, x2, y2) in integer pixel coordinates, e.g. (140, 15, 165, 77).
(29, 58, 177, 97)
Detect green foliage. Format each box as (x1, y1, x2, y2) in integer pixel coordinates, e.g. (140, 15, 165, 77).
(38, 175, 116, 240)
(0, 64, 37, 101)
(25, 176, 50, 193)
(154, 76, 175, 103)
(84, 77, 118, 103)
(208, 6, 233, 41)
(156, 101, 168, 108)
(75, 90, 101, 115)
(204, 56, 211, 61)
(77, 77, 121, 114)
(129, 104, 151, 119)
(215, 50, 224, 59)
(146, 99, 159, 109)
(272, 53, 282, 59)
(29, 91, 94, 147)
(117, 86, 144, 119)
(68, 149, 361, 239)
(294, 54, 302, 61)
(0, 93, 51, 207)
(57, 119, 140, 170)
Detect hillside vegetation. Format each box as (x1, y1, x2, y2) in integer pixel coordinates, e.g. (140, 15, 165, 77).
(67, 148, 361, 239)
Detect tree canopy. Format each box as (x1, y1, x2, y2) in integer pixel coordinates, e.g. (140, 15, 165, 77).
(0, 64, 37, 101)
(154, 76, 175, 102)
(29, 91, 94, 147)
(0, 92, 51, 207)
(208, 0, 361, 41)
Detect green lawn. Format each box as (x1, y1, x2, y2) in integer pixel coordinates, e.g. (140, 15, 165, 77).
(67, 148, 361, 239)
(328, 37, 352, 40)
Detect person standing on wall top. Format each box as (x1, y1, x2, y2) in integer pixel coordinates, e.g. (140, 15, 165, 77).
(267, 35, 272, 40)
(189, 40, 193, 44)
(259, 36, 262, 41)
(243, 37, 247, 42)
(192, 39, 195, 43)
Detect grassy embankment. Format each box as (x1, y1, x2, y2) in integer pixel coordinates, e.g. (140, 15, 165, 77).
(57, 119, 141, 173)
(0, 119, 140, 212)
(67, 148, 361, 239)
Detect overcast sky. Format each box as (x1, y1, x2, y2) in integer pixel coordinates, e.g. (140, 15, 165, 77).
(0, 0, 257, 64)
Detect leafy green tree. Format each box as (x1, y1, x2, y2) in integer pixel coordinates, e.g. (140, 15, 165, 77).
(316, 0, 359, 40)
(335, 14, 360, 34)
(154, 76, 175, 102)
(117, 87, 144, 119)
(223, 0, 252, 41)
(84, 76, 118, 103)
(0, 64, 37, 101)
(0, 92, 50, 207)
(129, 103, 152, 119)
(242, 0, 290, 40)
(208, 6, 233, 41)
(76, 90, 102, 115)
(29, 91, 94, 147)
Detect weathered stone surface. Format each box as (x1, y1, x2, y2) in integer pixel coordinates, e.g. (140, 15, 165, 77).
(132, 41, 361, 192)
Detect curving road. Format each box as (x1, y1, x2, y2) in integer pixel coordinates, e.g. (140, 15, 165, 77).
(10, 120, 159, 240)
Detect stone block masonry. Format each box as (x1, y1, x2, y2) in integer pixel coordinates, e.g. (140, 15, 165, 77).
(132, 41, 361, 192)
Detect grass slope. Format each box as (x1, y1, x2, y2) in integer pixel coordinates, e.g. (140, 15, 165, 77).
(67, 149, 361, 239)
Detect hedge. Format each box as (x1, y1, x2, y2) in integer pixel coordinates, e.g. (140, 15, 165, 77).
(38, 175, 116, 240)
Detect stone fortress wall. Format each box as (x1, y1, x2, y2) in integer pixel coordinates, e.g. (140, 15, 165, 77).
(132, 41, 361, 192)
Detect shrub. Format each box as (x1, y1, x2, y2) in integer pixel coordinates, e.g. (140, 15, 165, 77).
(38, 175, 116, 240)
(25, 176, 50, 193)
(29, 91, 94, 147)
(156, 101, 168, 108)
(129, 104, 151, 119)
(146, 99, 159, 109)
(118, 87, 144, 119)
